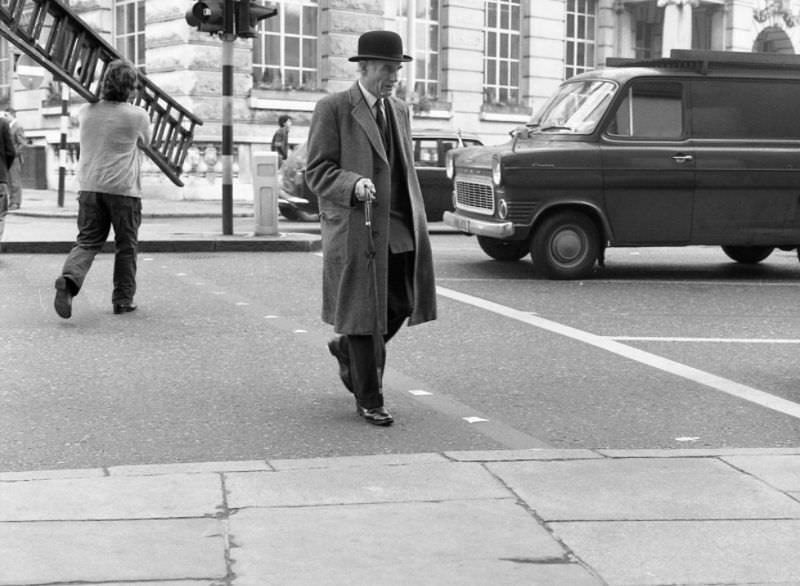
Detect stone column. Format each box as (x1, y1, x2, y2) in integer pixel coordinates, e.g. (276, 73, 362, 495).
(529, 0, 565, 111)
(319, 0, 385, 94)
(440, 0, 484, 132)
(658, 0, 700, 56)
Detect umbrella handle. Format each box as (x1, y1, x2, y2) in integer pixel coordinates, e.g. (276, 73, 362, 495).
(364, 197, 372, 227)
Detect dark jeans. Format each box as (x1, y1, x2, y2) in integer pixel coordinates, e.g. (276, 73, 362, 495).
(61, 191, 142, 305)
(344, 251, 414, 409)
(0, 183, 7, 240)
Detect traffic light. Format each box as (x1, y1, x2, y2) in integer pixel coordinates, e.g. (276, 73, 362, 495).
(235, 1, 277, 39)
(185, 1, 226, 34)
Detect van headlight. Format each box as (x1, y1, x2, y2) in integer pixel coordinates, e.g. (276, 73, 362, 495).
(491, 156, 502, 186)
(445, 150, 455, 179)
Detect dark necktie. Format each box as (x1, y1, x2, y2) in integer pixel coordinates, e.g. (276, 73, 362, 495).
(375, 99, 390, 151)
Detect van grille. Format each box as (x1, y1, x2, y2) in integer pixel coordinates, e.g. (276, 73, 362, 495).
(507, 201, 538, 223)
(454, 178, 494, 215)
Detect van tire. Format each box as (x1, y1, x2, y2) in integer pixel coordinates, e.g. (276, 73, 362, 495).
(721, 245, 774, 264)
(477, 236, 529, 261)
(531, 211, 599, 279)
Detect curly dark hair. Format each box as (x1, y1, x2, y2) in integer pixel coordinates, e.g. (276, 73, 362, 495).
(101, 59, 139, 102)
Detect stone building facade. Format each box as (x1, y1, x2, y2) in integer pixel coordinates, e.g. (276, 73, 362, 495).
(2, 0, 799, 197)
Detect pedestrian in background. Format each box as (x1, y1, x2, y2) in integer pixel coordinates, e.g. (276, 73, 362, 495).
(305, 30, 437, 426)
(53, 59, 150, 319)
(4, 109, 25, 210)
(271, 114, 292, 163)
(0, 113, 16, 241)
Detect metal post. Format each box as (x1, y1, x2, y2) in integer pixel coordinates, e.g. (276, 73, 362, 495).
(221, 0, 235, 235)
(57, 81, 69, 208)
(407, 0, 416, 96)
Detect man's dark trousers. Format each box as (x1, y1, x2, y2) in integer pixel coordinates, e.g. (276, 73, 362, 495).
(344, 250, 414, 409)
(60, 191, 141, 305)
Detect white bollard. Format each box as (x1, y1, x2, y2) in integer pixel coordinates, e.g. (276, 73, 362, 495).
(252, 151, 279, 236)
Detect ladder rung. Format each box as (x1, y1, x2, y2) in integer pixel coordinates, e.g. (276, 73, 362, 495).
(0, 0, 203, 187)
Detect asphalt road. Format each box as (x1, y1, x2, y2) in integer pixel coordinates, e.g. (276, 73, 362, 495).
(1, 237, 799, 472)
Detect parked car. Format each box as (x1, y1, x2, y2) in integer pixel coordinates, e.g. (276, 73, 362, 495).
(444, 50, 800, 279)
(278, 129, 482, 222)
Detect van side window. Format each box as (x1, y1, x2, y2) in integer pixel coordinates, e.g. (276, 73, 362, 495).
(692, 80, 800, 139)
(607, 81, 684, 139)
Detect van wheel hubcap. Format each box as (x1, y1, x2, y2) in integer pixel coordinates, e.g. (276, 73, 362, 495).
(551, 229, 583, 264)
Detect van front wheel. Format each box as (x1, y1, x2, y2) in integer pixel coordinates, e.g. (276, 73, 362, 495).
(721, 245, 774, 264)
(531, 211, 599, 279)
(477, 236, 529, 261)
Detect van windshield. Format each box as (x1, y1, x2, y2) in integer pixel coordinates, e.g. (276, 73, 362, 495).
(530, 80, 617, 134)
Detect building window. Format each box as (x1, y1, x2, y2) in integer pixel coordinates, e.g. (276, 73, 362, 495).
(632, 2, 661, 60)
(114, 0, 146, 70)
(565, 0, 596, 79)
(253, 0, 318, 91)
(484, 0, 521, 105)
(396, 0, 441, 100)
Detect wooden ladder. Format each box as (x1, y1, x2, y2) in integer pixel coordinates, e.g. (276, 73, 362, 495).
(0, 0, 202, 187)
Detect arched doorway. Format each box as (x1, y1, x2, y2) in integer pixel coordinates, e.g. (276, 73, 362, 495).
(753, 26, 795, 53)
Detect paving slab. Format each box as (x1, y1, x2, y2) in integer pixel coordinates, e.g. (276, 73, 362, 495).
(267, 452, 447, 470)
(0, 518, 227, 585)
(445, 449, 603, 462)
(230, 500, 602, 586)
(551, 520, 800, 585)
(598, 447, 800, 458)
(109, 459, 271, 476)
(226, 462, 510, 508)
(86, 583, 217, 586)
(0, 467, 105, 481)
(0, 473, 223, 521)
(722, 454, 800, 492)
(488, 458, 800, 521)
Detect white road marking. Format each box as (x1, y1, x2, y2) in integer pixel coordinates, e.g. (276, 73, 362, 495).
(437, 286, 800, 421)
(610, 336, 800, 344)
(463, 416, 489, 423)
(437, 277, 800, 288)
(408, 389, 432, 396)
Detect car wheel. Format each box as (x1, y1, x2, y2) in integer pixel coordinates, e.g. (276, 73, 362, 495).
(477, 236, 529, 261)
(721, 245, 774, 264)
(531, 211, 599, 279)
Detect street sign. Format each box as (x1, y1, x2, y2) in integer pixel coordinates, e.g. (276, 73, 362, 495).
(16, 54, 50, 90)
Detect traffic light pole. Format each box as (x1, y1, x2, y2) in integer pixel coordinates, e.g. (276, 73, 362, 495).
(185, 0, 278, 234)
(221, 0, 235, 235)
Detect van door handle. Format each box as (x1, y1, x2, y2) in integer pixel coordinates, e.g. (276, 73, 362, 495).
(672, 154, 693, 164)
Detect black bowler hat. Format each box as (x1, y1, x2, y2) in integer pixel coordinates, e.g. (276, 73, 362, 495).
(348, 30, 412, 63)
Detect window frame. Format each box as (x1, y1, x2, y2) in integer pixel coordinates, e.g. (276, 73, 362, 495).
(252, 0, 319, 92)
(483, 0, 522, 106)
(113, 0, 146, 71)
(565, 0, 597, 80)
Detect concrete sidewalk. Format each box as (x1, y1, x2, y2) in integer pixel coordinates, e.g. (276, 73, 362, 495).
(2, 448, 800, 585)
(1, 189, 321, 253)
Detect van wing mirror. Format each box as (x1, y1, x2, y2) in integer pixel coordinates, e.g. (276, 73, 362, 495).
(510, 125, 530, 140)
(510, 125, 531, 151)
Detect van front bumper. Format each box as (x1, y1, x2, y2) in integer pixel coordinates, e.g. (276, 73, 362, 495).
(443, 211, 514, 239)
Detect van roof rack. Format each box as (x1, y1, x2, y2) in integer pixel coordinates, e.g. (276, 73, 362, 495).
(606, 50, 800, 73)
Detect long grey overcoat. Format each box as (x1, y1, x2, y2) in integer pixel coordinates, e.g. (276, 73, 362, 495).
(305, 82, 437, 335)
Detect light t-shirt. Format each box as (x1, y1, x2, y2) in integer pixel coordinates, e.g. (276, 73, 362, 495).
(77, 100, 151, 198)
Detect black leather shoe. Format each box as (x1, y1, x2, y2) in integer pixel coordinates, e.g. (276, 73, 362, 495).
(328, 337, 353, 393)
(357, 405, 394, 426)
(54, 276, 73, 319)
(113, 303, 137, 314)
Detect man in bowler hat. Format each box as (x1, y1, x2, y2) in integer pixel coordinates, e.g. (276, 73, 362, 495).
(305, 30, 437, 426)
